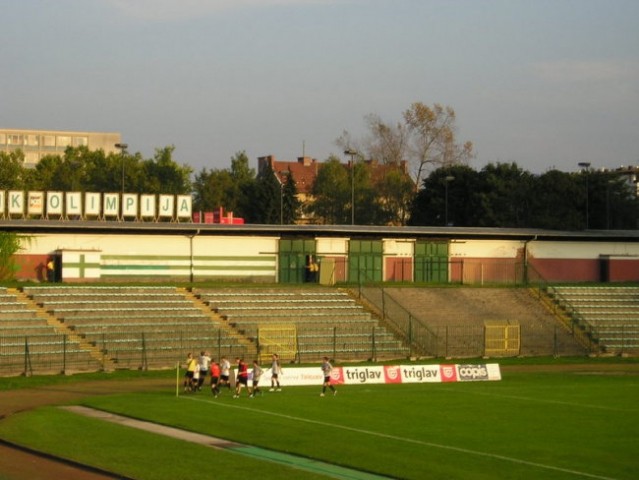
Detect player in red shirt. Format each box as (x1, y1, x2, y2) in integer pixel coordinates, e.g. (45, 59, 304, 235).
(210, 360, 221, 397)
(233, 358, 249, 398)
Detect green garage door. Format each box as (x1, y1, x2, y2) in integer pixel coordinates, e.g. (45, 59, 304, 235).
(348, 239, 382, 284)
(279, 239, 316, 284)
(414, 241, 449, 283)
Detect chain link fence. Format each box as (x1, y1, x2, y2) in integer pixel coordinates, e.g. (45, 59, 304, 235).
(0, 330, 251, 377)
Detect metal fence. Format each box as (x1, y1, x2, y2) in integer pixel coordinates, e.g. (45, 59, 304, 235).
(0, 325, 412, 377)
(0, 330, 251, 377)
(294, 325, 410, 363)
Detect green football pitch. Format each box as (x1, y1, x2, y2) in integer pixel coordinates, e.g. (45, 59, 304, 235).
(0, 364, 637, 480)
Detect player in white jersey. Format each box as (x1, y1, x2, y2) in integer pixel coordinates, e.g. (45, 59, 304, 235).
(320, 356, 337, 397)
(269, 353, 282, 391)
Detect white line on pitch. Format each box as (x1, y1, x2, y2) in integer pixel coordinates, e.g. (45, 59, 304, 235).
(183, 395, 619, 480)
(439, 386, 638, 413)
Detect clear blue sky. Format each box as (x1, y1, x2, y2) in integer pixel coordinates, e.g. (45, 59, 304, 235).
(2, 0, 638, 175)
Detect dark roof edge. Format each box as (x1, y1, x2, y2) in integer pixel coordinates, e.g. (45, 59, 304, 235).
(1, 220, 638, 242)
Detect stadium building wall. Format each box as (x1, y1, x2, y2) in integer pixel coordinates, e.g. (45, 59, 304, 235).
(7, 229, 639, 284)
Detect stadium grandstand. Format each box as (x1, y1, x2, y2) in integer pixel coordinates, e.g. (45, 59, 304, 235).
(1, 218, 639, 376)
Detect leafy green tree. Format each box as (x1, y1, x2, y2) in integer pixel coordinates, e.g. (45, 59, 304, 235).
(192, 151, 256, 219)
(141, 146, 192, 194)
(250, 162, 281, 224)
(477, 163, 534, 228)
(581, 170, 638, 230)
(310, 156, 351, 224)
(86, 149, 122, 192)
(0, 232, 28, 280)
(376, 166, 415, 225)
(352, 161, 386, 225)
(282, 168, 301, 225)
(31, 154, 64, 191)
(0, 151, 25, 190)
(229, 151, 257, 220)
(192, 168, 233, 212)
(529, 170, 582, 230)
(409, 165, 481, 226)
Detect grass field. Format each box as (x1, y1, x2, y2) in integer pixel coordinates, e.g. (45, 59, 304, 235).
(0, 361, 638, 479)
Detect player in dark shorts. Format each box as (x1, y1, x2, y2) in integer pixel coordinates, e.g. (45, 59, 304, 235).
(269, 353, 282, 392)
(250, 360, 264, 397)
(219, 356, 231, 390)
(183, 353, 197, 392)
(210, 360, 221, 397)
(320, 356, 337, 397)
(234, 358, 249, 398)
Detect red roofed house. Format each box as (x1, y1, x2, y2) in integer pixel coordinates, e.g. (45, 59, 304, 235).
(258, 155, 320, 223)
(258, 154, 412, 225)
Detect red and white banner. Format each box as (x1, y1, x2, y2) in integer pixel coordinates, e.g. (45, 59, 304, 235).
(243, 363, 501, 387)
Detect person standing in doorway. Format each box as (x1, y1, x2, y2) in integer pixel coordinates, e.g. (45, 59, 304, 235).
(46, 258, 55, 282)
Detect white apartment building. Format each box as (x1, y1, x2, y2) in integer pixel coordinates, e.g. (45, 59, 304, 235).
(0, 128, 121, 167)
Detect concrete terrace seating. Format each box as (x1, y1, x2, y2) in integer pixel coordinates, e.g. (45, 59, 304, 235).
(194, 288, 407, 360)
(21, 286, 245, 370)
(549, 286, 639, 352)
(363, 287, 586, 357)
(1, 288, 100, 375)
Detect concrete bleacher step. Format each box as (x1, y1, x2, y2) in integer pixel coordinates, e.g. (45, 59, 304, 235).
(0, 303, 28, 311)
(0, 325, 61, 335)
(28, 292, 187, 300)
(42, 302, 199, 311)
(60, 314, 214, 325)
(23, 286, 178, 294)
(195, 286, 403, 360)
(68, 321, 216, 331)
(51, 307, 204, 316)
(549, 286, 639, 352)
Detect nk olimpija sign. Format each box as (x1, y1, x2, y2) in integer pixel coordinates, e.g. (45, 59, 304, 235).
(0, 190, 193, 221)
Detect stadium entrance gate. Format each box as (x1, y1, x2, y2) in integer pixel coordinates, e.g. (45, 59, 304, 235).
(278, 238, 316, 284)
(414, 240, 449, 283)
(348, 239, 382, 284)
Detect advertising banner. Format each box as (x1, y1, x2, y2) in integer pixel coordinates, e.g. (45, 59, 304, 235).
(235, 363, 501, 388)
(28, 191, 45, 216)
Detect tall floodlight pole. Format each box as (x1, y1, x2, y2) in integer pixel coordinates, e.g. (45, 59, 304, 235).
(344, 148, 357, 225)
(115, 143, 128, 194)
(578, 162, 591, 229)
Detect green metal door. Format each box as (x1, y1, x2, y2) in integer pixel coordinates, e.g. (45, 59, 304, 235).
(348, 240, 383, 284)
(278, 239, 316, 284)
(414, 241, 449, 283)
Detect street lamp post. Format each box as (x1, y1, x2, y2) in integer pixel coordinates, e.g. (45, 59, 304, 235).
(115, 143, 128, 194)
(344, 148, 357, 225)
(444, 175, 455, 226)
(578, 162, 591, 229)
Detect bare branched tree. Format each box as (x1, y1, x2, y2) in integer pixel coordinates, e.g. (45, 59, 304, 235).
(403, 102, 475, 188)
